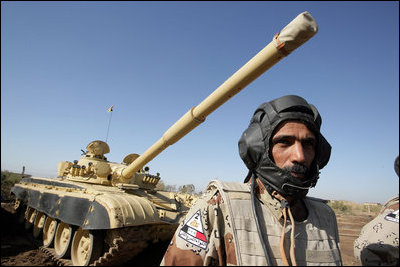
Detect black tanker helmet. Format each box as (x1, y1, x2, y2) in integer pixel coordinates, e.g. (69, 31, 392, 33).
(238, 95, 331, 198)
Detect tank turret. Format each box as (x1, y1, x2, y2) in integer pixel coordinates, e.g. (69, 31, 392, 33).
(57, 140, 161, 190)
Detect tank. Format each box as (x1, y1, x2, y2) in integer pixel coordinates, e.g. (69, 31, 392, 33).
(10, 11, 318, 266)
(11, 141, 198, 266)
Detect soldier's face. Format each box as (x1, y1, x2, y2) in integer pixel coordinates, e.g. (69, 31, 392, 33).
(271, 121, 316, 180)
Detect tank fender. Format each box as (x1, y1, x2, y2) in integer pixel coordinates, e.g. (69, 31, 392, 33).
(11, 185, 111, 229)
(11, 184, 162, 230)
(11, 185, 28, 203)
(11, 174, 163, 229)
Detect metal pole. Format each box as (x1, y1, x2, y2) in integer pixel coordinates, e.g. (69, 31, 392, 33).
(106, 108, 113, 143)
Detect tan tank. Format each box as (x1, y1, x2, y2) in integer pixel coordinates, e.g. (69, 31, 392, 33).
(10, 11, 318, 266)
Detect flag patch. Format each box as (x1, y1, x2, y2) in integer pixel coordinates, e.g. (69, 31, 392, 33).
(178, 210, 208, 249)
(384, 209, 399, 223)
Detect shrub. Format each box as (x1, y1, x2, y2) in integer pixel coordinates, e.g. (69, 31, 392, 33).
(328, 200, 353, 214)
(1, 170, 30, 201)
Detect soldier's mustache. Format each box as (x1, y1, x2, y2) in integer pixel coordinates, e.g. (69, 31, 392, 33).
(282, 163, 309, 178)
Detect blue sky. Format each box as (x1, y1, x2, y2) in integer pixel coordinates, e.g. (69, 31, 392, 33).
(1, 1, 398, 204)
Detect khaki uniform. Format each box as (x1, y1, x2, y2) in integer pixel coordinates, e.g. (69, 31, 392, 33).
(161, 180, 342, 266)
(354, 196, 399, 266)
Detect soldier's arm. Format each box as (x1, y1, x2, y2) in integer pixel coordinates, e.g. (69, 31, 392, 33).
(354, 200, 399, 266)
(161, 189, 226, 266)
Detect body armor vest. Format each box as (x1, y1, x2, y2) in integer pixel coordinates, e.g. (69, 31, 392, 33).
(207, 180, 342, 266)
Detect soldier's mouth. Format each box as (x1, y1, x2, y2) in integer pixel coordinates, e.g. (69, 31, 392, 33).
(290, 172, 305, 179)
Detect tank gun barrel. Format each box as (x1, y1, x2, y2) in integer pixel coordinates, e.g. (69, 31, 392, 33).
(121, 11, 318, 180)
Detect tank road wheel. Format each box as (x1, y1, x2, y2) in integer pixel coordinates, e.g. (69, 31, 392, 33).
(25, 207, 37, 230)
(33, 212, 46, 239)
(14, 199, 21, 210)
(54, 222, 74, 258)
(43, 217, 58, 248)
(71, 228, 103, 266)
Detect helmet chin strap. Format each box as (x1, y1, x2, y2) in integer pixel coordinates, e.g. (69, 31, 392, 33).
(253, 158, 320, 199)
(257, 172, 311, 199)
(243, 169, 252, 183)
(281, 182, 312, 191)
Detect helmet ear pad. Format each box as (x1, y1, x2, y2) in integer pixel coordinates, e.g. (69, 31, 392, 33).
(317, 134, 331, 169)
(308, 103, 331, 169)
(238, 121, 265, 171)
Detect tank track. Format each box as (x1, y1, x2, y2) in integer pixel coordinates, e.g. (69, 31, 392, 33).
(39, 225, 155, 266)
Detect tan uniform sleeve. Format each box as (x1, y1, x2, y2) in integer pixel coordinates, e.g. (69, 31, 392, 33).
(161, 189, 229, 266)
(353, 199, 399, 266)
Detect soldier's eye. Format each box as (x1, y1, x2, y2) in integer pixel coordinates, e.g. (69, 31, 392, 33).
(272, 136, 293, 146)
(303, 138, 316, 149)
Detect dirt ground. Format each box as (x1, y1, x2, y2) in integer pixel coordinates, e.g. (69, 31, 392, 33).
(0, 202, 169, 266)
(1, 202, 56, 266)
(1, 202, 372, 266)
(336, 213, 375, 266)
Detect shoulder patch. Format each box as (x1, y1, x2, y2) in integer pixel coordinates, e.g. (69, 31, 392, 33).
(178, 210, 208, 249)
(384, 209, 399, 223)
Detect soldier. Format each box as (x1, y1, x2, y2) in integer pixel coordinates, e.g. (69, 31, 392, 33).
(161, 95, 342, 266)
(353, 156, 399, 266)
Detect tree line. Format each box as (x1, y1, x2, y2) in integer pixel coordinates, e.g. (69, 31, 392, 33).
(155, 180, 201, 195)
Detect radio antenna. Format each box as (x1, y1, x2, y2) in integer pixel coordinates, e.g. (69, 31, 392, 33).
(105, 105, 114, 143)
